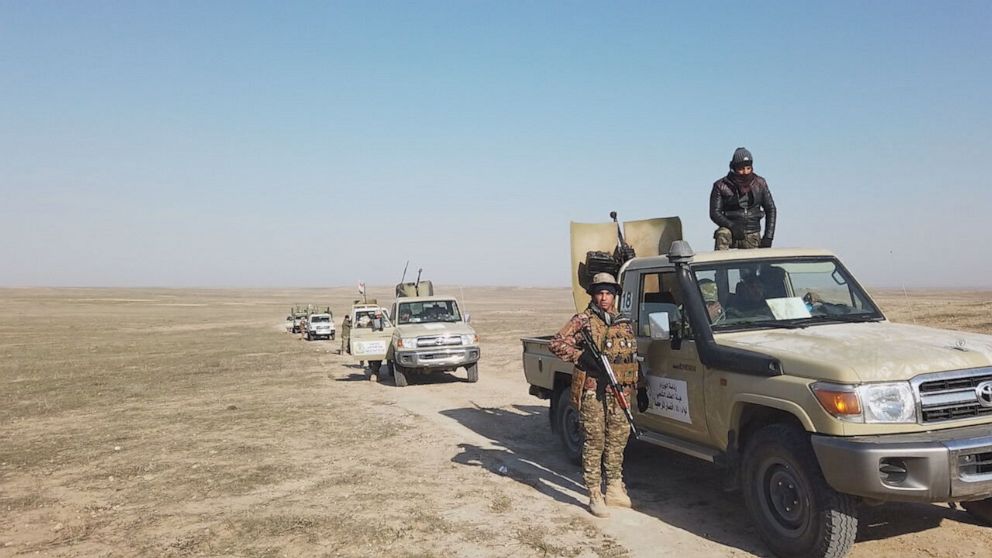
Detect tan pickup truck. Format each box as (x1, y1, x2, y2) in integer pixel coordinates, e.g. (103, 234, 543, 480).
(344, 301, 394, 376)
(386, 295, 480, 387)
(523, 240, 992, 558)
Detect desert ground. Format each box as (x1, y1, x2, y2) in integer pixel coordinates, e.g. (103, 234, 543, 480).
(2, 286, 992, 557)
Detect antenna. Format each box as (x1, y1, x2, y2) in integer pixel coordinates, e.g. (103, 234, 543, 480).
(400, 260, 409, 285)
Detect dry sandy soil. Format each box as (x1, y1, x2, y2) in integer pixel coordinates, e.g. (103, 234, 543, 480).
(2, 286, 992, 557)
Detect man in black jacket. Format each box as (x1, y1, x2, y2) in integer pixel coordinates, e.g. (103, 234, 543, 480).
(710, 147, 777, 250)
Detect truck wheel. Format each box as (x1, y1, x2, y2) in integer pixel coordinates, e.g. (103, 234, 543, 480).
(330, 333, 335, 340)
(742, 424, 857, 558)
(555, 388, 583, 465)
(465, 363, 479, 383)
(393, 364, 409, 387)
(305, 331, 311, 341)
(962, 498, 992, 525)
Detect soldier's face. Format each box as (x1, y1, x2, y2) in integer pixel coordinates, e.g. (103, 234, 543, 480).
(592, 290, 615, 311)
(734, 165, 753, 176)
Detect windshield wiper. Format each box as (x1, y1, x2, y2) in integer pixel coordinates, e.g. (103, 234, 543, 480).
(806, 313, 883, 324)
(727, 319, 811, 330)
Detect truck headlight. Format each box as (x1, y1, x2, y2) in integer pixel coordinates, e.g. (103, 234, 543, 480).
(395, 337, 416, 349)
(858, 383, 916, 423)
(461, 334, 478, 345)
(811, 382, 917, 423)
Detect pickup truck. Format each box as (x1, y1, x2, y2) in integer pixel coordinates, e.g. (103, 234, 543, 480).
(304, 312, 335, 341)
(523, 241, 992, 558)
(386, 295, 480, 387)
(345, 302, 394, 376)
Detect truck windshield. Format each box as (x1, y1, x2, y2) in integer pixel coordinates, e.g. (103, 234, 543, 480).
(693, 257, 883, 330)
(396, 300, 462, 324)
(310, 315, 330, 323)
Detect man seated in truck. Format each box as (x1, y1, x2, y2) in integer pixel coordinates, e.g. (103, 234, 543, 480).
(698, 279, 725, 324)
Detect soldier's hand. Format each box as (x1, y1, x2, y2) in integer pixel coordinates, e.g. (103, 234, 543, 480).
(577, 350, 607, 379)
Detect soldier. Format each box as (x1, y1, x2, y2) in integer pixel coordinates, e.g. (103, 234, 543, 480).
(339, 314, 352, 355)
(710, 147, 777, 250)
(549, 272, 638, 518)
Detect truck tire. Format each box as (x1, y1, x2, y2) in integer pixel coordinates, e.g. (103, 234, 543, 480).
(963, 498, 992, 525)
(393, 364, 409, 387)
(305, 331, 312, 341)
(465, 363, 479, 383)
(330, 332, 335, 340)
(742, 424, 857, 558)
(555, 388, 583, 465)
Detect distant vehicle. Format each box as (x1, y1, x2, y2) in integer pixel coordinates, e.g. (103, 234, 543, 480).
(345, 300, 394, 376)
(287, 306, 309, 334)
(304, 312, 335, 341)
(385, 293, 480, 387)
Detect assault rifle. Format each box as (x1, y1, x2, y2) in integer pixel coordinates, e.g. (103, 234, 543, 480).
(579, 327, 640, 439)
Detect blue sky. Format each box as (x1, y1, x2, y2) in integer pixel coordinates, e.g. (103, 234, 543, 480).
(2, 1, 990, 288)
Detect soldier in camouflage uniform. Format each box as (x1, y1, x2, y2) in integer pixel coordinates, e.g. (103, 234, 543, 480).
(549, 272, 639, 518)
(339, 314, 351, 355)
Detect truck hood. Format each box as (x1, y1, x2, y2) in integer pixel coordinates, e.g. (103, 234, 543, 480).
(395, 322, 476, 339)
(717, 322, 992, 383)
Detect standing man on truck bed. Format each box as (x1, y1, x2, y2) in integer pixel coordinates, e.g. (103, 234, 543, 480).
(549, 273, 638, 518)
(710, 147, 777, 250)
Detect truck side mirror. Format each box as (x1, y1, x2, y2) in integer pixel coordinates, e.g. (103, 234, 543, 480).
(648, 312, 671, 340)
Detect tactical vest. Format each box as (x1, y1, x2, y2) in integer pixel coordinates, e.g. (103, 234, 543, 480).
(582, 308, 639, 385)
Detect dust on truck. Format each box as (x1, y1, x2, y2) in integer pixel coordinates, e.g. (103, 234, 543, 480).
(385, 280, 481, 387)
(521, 217, 992, 558)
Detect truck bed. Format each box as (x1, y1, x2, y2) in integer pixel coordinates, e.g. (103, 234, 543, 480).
(521, 335, 575, 397)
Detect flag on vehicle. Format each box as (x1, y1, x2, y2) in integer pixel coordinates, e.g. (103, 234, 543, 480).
(358, 282, 366, 295)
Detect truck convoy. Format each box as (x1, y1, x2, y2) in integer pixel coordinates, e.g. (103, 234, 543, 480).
(522, 217, 992, 558)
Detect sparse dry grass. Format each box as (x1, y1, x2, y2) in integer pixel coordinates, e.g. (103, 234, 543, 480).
(1, 286, 989, 557)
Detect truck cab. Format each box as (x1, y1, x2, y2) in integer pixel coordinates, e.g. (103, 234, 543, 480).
(386, 296, 481, 387)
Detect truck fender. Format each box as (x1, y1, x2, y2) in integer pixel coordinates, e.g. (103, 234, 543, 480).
(731, 394, 817, 435)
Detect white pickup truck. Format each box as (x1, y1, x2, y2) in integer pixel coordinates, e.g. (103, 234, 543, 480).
(304, 313, 335, 341)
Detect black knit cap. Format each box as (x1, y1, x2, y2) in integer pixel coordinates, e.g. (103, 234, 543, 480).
(730, 147, 753, 170)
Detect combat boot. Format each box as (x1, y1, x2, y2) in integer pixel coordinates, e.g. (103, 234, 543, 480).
(588, 491, 610, 518)
(605, 483, 631, 508)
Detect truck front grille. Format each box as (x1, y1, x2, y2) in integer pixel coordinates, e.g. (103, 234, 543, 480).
(416, 336, 463, 348)
(916, 369, 992, 424)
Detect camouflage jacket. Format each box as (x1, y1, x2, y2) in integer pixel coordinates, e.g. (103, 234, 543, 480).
(549, 305, 638, 408)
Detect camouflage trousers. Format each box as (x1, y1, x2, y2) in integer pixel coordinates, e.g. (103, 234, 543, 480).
(714, 227, 760, 250)
(579, 387, 632, 491)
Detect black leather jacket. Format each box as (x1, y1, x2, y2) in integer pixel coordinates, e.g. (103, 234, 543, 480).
(709, 174, 777, 239)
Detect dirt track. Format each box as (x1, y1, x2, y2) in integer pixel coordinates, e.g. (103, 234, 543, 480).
(2, 287, 992, 557)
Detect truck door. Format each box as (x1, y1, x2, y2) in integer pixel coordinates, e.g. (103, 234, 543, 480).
(626, 268, 711, 444)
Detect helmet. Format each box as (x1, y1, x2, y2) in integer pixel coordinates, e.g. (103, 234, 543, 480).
(587, 272, 620, 295)
(730, 147, 753, 170)
(698, 279, 719, 303)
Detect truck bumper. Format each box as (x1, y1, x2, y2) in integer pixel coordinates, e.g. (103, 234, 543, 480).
(811, 423, 992, 503)
(394, 347, 481, 369)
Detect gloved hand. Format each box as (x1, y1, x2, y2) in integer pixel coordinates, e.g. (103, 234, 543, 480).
(759, 236, 773, 248)
(730, 223, 746, 240)
(577, 350, 607, 379)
